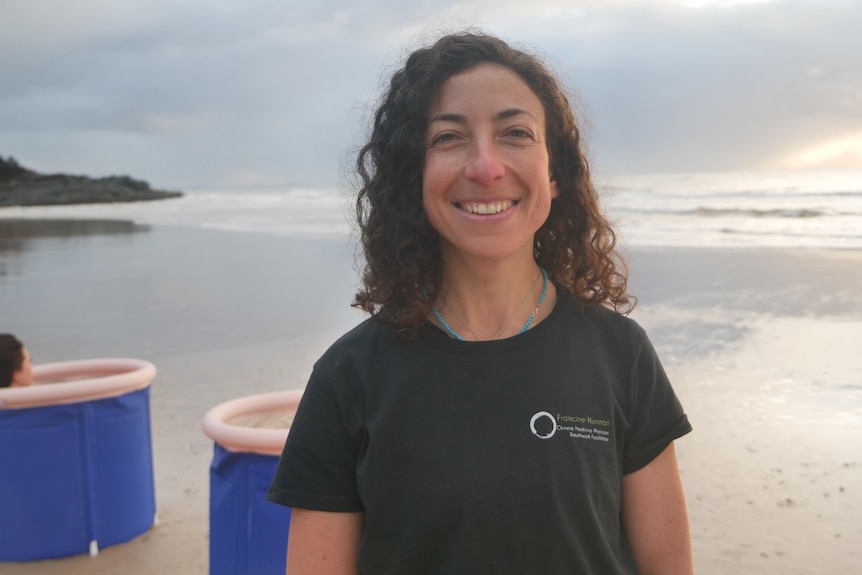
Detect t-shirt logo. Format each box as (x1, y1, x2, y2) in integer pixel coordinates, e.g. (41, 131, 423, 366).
(530, 410, 613, 443)
(529, 411, 557, 439)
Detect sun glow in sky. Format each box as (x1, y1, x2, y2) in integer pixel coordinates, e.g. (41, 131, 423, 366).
(784, 132, 862, 170)
(681, 0, 778, 8)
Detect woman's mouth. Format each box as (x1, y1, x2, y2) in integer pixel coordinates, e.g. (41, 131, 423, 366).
(457, 200, 517, 215)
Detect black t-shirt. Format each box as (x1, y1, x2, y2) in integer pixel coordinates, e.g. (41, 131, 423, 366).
(268, 289, 691, 574)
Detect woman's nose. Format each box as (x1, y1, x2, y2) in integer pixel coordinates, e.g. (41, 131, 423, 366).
(463, 139, 505, 185)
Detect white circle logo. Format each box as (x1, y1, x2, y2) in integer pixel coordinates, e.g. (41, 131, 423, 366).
(530, 411, 556, 439)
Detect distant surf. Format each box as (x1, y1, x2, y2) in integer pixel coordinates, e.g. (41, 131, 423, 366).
(2, 170, 860, 249)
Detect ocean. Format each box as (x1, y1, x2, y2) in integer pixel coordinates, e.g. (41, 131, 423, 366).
(1, 169, 860, 249)
(3, 168, 862, 361)
(603, 170, 862, 249)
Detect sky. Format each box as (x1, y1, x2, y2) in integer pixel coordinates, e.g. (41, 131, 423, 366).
(1, 0, 860, 189)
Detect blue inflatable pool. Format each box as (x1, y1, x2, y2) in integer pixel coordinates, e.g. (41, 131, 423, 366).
(204, 390, 300, 575)
(0, 358, 157, 562)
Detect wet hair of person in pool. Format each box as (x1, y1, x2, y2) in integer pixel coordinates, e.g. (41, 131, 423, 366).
(0, 334, 33, 388)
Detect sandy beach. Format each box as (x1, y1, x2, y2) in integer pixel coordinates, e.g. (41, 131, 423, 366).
(1, 221, 860, 574)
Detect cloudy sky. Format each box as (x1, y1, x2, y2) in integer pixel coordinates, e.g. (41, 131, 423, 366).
(1, 0, 860, 189)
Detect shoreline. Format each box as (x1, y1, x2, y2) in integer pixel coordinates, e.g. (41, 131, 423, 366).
(1, 222, 860, 574)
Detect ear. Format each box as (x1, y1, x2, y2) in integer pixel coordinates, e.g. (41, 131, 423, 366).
(550, 179, 559, 199)
(10, 370, 25, 387)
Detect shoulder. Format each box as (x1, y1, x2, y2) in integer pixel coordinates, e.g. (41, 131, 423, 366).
(316, 317, 395, 364)
(555, 289, 648, 344)
(546, 291, 657, 370)
(311, 316, 418, 384)
(325, 316, 392, 350)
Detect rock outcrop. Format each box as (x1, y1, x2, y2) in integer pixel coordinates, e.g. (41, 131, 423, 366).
(0, 155, 183, 207)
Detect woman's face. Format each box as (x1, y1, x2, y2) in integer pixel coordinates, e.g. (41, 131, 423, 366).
(422, 63, 558, 265)
(11, 347, 32, 387)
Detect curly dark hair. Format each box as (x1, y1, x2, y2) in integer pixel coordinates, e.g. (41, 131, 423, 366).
(0, 333, 24, 388)
(353, 31, 633, 340)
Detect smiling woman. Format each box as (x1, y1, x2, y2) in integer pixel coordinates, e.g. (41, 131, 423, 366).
(266, 31, 693, 575)
(350, 33, 633, 341)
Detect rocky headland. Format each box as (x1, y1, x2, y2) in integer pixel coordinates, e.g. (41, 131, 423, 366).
(0, 155, 182, 207)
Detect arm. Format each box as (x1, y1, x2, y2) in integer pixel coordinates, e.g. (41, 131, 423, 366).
(286, 509, 364, 575)
(621, 442, 693, 575)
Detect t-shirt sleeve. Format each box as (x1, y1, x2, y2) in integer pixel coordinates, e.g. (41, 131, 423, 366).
(622, 330, 692, 474)
(267, 365, 365, 512)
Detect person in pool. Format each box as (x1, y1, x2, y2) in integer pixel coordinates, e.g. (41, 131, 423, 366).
(0, 334, 33, 388)
(268, 31, 693, 575)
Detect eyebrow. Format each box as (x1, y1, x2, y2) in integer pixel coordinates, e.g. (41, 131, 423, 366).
(428, 108, 537, 124)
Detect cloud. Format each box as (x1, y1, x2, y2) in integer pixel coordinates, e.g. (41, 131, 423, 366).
(1, 0, 860, 186)
(494, 0, 862, 173)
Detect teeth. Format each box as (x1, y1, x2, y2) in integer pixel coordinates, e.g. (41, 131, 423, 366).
(461, 201, 514, 215)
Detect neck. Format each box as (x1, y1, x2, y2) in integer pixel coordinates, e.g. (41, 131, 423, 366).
(432, 259, 554, 341)
(440, 250, 536, 293)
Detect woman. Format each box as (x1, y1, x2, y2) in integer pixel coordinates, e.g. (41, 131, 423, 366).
(268, 32, 693, 574)
(0, 334, 32, 388)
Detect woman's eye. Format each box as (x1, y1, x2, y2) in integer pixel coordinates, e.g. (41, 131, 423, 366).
(430, 132, 458, 145)
(507, 128, 532, 139)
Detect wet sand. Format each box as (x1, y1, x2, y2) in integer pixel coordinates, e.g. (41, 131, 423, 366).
(1, 221, 860, 574)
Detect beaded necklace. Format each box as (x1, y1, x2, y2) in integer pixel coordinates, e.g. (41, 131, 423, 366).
(430, 267, 549, 341)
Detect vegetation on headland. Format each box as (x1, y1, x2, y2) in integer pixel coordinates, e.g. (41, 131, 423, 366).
(0, 155, 182, 207)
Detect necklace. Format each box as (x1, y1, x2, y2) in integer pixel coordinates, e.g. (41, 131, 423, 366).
(431, 267, 549, 341)
(442, 270, 541, 340)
